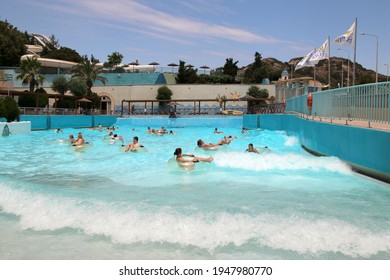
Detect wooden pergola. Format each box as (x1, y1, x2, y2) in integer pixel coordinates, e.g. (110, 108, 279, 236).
(120, 98, 274, 116)
(0, 89, 82, 114)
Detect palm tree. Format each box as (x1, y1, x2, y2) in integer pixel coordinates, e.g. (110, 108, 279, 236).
(71, 58, 107, 96)
(16, 56, 45, 92)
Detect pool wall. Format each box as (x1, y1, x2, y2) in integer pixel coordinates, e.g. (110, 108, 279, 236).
(0, 121, 31, 135)
(244, 114, 390, 183)
(20, 115, 117, 130)
(116, 116, 242, 127)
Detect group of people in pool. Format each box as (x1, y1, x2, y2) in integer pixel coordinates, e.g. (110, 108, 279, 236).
(64, 126, 267, 165)
(147, 126, 174, 135)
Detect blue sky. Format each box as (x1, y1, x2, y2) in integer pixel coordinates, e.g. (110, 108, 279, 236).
(2, 0, 390, 75)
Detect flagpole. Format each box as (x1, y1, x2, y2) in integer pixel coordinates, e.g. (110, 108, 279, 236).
(328, 36, 331, 88)
(313, 65, 316, 92)
(353, 17, 357, 86)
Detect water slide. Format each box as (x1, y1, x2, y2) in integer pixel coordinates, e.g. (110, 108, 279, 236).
(21, 54, 77, 69)
(21, 33, 76, 69)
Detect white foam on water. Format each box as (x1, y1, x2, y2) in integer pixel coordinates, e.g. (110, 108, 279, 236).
(213, 152, 353, 174)
(284, 135, 299, 146)
(1, 184, 388, 258)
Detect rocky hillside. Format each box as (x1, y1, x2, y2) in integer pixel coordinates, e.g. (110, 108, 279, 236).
(260, 57, 386, 88)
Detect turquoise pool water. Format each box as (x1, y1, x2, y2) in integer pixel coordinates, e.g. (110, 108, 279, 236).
(0, 123, 389, 259)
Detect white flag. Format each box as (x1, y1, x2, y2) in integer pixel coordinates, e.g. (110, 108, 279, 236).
(333, 21, 356, 48)
(310, 38, 329, 62)
(295, 49, 316, 71)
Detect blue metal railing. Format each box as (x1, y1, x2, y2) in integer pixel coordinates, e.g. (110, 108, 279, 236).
(286, 82, 390, 124)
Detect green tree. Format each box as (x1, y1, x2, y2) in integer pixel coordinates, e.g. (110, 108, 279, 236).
(51, 76, 69, 95)
(16, 56, 45, 92)
(68, 78, 87, 97)
(156, 86, 173, 106)
(0, 20, 27, 67)
(71, 58, 107, 96)
(223, 58, 239, 79)
(247, 85, 269, 105)
(244, 52, 265, 83)
(106, 51, 123, 67)
(34, 87, 49, 107)
(42, 47, 83, 63)
(0, 96, 20, 122)
(176, 60, 198, 84)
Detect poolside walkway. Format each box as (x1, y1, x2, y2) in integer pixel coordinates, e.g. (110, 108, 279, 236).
(298, 114, 390, 132)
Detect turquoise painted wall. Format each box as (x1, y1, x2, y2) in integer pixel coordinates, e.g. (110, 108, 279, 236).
(116, 117, 243, 128)
(243, 114, 390, 182)
(20, 115, 116, 130)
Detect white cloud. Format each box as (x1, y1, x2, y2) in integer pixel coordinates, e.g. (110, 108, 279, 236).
(40, 0, 284, 45)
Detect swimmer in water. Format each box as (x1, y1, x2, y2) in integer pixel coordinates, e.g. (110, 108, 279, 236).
(174, 148, 213, 163)
(68, 134, 75, 144)
(246, 143, 259, 154)
(125, 136, 144, 152)
(73, 132, 85, 146)
(214, 127, 224, 134)
(197, 139, 224, 148)
(221, 135, 237, 145)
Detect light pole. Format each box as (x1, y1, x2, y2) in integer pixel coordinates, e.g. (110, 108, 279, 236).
(361, 33, 379, 84)
(289, 62, 295, 79)
(385, 64, 389, 82)
(337, 48, 350, 87)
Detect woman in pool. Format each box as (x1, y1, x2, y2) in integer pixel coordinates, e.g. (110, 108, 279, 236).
(68, 134, 75, 144)
(197, 139, 224, 149)
(174, 148, 213, 163)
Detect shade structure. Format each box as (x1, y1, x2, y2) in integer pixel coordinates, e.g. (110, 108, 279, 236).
(185, 64, 194, 68)
(148, 62, 159, 72)
(129, 61, 139, 72)
(78, 97, 91, 103)
(200, 65, 210, 74)
(239, 94, 256, 101)
(167, 63, 178, 73)
(77, 97, 92, 113)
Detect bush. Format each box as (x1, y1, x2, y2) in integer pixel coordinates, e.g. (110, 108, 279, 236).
(18, 88, 48, 108)
(156, 86, 173, 106)
(0, 96, 20, 122)
(54, 98, 76, 109)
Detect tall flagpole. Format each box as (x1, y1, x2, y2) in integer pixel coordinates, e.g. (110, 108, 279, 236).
(328, 36, 331, 88)
(353, 17, 357, 86)
(313, 65, 316, 91)
(313, 48, 316, 91)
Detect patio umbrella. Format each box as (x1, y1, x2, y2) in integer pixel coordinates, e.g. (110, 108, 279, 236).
(185, 64, 194, 68)
(129, 61, 139, 72)
(148, 61, 159, 72)
(239, 94, 256, 101)
(239, 94, 256, 114)
(77, 97, 92, 114)
(200, 65, 210, 74)
(78, 97, 91, 103)
(167, 63, 178, 73)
